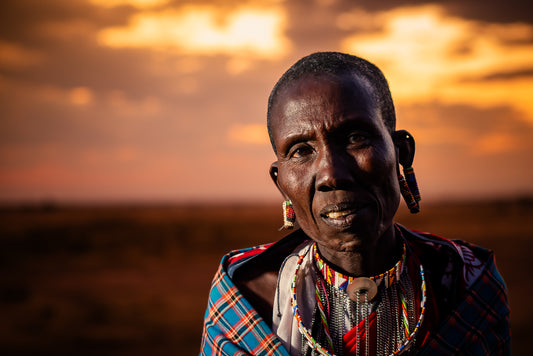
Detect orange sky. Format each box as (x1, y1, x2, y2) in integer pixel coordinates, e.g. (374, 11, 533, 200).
(1, 0, 532, 203)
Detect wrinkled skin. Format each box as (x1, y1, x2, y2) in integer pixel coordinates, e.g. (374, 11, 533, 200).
(269, 73, 411, 276)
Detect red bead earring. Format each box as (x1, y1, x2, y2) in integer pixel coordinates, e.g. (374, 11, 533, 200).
(281, 200, 296, 230)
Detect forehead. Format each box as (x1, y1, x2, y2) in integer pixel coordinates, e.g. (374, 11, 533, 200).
(270, 73, 383, 136)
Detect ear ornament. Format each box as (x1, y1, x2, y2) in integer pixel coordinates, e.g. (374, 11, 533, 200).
(280, 200, 296, 230)
(398, 173, 420, 214)
(403, 166, 421, 203)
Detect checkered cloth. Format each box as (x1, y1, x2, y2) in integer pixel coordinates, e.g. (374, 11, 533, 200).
(200, 228, 510, 355)
(200, 245, 290, 356)
(420, 242, 510, 355)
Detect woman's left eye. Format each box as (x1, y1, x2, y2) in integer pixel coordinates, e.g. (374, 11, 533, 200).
(348, 133, 368, 144)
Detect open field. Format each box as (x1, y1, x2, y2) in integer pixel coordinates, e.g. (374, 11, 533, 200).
(1, 199, 532, 355)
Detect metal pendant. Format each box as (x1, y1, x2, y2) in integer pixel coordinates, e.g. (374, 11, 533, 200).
(346, 277, 377, 303)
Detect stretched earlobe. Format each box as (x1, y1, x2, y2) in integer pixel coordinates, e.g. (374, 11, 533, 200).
(269, 162, 296, 230)
(269, 161, 279, 186)
(393, 130, 421, 213)
(393, 130, 415, 168)
(270, 161, 287, 198)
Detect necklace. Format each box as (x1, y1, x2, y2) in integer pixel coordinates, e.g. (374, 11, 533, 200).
(314, 243, 406, 291)
(290, 243, 427, 356)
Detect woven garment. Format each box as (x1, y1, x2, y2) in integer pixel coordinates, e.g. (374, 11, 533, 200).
(200, 244, 290, 356)
(200, 226, 510, 355)
(418, 242, 510, 355)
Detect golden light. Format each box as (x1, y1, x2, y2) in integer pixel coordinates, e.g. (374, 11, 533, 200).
(227, 124, 269, 145)
(342, 5, 533, 123)
(97, 6, 290, 61)
(69, 86, 93, 106)
(474, 133, 517, 155)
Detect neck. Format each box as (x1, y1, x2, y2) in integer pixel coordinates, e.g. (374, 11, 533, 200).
(316, 224, 401, 277)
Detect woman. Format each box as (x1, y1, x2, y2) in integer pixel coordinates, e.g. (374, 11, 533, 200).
(200, 52, 510, 355)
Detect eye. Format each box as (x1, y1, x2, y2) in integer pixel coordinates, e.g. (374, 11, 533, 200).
(289, 144, 313, 159)
(347, 132, 369, 146)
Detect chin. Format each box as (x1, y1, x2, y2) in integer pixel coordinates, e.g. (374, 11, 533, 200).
(319, 232, 367, 252)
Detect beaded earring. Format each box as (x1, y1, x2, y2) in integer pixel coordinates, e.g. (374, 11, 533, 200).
(281, 200, 295, 230)
(398, 173, 420, 214)
(403, 166, 421, 203)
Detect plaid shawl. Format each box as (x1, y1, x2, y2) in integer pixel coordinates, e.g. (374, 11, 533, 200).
(200, 244, 290, 356)
(200, 228, 510, 355)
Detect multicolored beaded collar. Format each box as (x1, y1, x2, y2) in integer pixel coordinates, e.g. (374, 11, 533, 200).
(291, 242, 428, 356)
(313, 242, 406, 291)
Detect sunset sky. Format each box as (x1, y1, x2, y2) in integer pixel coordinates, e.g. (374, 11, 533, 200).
(1, 0, 532, 203)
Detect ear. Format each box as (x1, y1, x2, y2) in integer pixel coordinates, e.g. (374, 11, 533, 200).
(269, 161, 282, 191)
(393, 130, 415, 168)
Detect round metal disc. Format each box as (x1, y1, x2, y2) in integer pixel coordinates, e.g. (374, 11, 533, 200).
(346, 277, 378, 302)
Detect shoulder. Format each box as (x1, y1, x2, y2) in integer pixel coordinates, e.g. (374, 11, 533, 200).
(220, 229, 310, 326)
(399, 224, 502, 288)
(399, 224, 494, 271)
(398, 225, 510, 353)
(399, 224, 506, 297)
(223, 229, 309, 279)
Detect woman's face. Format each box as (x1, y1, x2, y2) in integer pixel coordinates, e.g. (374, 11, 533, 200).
(270, 74, 400, 253)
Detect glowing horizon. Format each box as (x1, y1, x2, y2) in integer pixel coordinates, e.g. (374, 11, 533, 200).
(1, 1, 532, 203)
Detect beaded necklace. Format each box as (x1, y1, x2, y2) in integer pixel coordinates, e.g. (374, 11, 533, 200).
(313, 243, 406, 290)
(290, 243, 427, 356)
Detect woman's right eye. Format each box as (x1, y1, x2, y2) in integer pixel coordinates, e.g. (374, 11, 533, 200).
(289, 145, 313, 159)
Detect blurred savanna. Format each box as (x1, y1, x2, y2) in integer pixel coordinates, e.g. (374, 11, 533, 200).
(1, 201, 532, 354)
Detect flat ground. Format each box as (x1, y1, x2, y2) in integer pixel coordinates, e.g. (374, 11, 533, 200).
(1, 200, 531, 355)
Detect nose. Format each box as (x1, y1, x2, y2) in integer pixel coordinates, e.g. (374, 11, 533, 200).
(315, 148, 356, 191)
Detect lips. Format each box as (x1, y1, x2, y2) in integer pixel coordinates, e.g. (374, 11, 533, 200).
(319, 201, 367, 228)
(324, 210, 351, 219)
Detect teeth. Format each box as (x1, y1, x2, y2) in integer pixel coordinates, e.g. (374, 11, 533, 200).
(326, 211, 349, 218)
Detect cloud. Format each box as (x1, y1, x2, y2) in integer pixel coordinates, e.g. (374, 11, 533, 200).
(397, 102, 533, 156)
(68, 86, 94, 105)
(342, 5, 533, 123)
(89, 0, 170, 9)
(0, 40, 45, 69)
(474, 133, 518, 155)
(97, 5, 290, 61)
(1, 0, 532, 202)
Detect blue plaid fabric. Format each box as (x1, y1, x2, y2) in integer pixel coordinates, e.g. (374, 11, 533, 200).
(420, 245, 510, 355)
(200, 230, 510, 355)
(200, 247, 290, 356)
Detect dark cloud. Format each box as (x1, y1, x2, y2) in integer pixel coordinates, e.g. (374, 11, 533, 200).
(329, 0, 533, 23)
(398, 102, 533, 199)
(444, 0, 533, 24)
(0, 0, 133, 43)
(398, 102, 533, 149)
(462, 68, 533, 82)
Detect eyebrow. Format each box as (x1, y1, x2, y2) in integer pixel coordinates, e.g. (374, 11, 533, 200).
(322, 112, 378, 137)
(277, 129, 315, 156)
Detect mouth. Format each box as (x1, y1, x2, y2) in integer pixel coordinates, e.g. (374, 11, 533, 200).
(319, 202, 367, 228)
(324, 210, 352, 219)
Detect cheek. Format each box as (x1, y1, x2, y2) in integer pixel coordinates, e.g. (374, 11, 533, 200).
(278, 167, 314, 218)
(278, 167, 301, 199)
(355, 144, 399, 205)
(355, 147, 395, 180)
